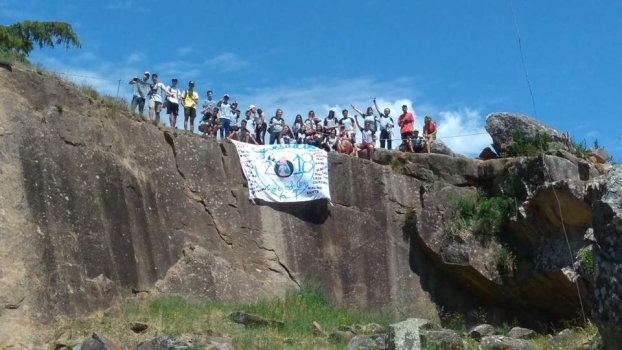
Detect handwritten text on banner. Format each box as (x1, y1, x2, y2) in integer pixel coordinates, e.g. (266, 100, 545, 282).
(231, 140, 331, 202)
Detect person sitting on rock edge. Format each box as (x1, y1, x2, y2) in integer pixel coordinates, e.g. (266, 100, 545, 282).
(423, 116, 437, 154)
(353, 114, 377, 160)
(228, 119, 258, 144)
(412, 129, 424, 153)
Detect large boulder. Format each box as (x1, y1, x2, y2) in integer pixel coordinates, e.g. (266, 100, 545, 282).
(388, 318, 421, 350)
(485, 112, 569, 155)
(592, 164, 622, 350)
(430, 139, 457, 157)
(588, 148, 609, 164)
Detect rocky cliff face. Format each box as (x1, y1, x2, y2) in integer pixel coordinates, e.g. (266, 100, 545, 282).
(0, 67, 435, 347)
(0, 66, 616, 348)
(592, 165, 622, 350)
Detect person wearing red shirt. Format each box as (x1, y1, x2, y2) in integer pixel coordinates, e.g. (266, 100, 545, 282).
(397, 105, 415, 152)
(423, 116, 437, 153)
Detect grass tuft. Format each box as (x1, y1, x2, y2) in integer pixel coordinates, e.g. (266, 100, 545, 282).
(502, 129, 551, 157)
(446, 190, 514, 239)
(57, 284, 394, 349)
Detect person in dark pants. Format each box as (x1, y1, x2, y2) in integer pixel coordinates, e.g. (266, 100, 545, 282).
(374, 98, 394, 150)
(268, 109, 285, 144)
(129, 71, 151, 115)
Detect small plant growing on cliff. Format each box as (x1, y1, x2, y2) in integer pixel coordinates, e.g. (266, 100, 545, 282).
(447, 191, 514, 238)
(502, 129, 551, 157)
(54, 103, 63, 113)
(578, 248, 594, 272)
(571, 137, 589, 159)
(388, 157, 406, 169)
(496, 246, 516, 273)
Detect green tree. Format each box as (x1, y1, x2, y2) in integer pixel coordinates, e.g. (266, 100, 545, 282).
(0, 21, 81, 62)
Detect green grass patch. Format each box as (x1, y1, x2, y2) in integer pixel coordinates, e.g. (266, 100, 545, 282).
(388, 157, 406, 169)
(502, 129, 551, 157)
(578, 248, 594, 272)
(57, 284, 394, 349)
(496, 246, 517, 273)
(446, 190, 514, 238)
(571, 137, 590, 159)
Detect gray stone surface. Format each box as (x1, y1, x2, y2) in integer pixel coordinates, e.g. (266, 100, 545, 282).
(507, 327, 536, 340)
(485, 112, 569, 155)
(347, 334, 389, 350)
(588, 148, 609, 164)
(80, 333, 122, 350)
(230, 311, 283, 327)
(592, 164, 622, 350)
(420, 329, 465, 349)
(481, 335, 538, 350)
(136, 335, 192, 350)
(469, 324, 495, 341)
(329, 330, 356, 343)
(388, 319, 420, 350)
(479, 147, 498, 160)
(430, 139, 456, 157)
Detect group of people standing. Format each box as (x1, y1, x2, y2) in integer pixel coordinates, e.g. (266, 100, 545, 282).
(129, 73, 438, 159)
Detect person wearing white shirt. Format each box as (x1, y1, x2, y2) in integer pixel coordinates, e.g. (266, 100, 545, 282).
(147, 73, 167, 124)
(217, 94, 235, 139)
(165, 78, 181, 128)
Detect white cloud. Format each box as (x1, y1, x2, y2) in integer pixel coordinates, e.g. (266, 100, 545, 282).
(204, 53, 249, 72)
(435, 109, 492, 156)
(126, 52, 144, 64)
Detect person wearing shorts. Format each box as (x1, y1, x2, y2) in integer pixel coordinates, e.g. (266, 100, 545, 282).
(181, 81, 199, 131)
(147, 74, 166, 124)
(397, 105, 415, 152)
(353, 114, 377, 160)
(165, 78, 181, 128)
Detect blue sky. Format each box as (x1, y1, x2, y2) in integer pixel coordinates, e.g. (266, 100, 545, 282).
(2, 0, 620, 158)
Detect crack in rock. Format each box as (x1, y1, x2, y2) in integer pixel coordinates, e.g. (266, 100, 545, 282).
(163, 131, 232, 246)
(163, 131, 185, 179)
(253, 240, 300, 287)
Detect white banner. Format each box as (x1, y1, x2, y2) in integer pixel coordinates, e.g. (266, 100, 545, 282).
(231, 140, 331, 202)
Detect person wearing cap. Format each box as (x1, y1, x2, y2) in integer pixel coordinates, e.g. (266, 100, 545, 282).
(249, 105, 266, 144)
(128, 71, 151, 115)
(216, 94, 234, 139)
(412, 128, 424, 153)
(165, 78, 181, 128)
(181, 81, 199, 131)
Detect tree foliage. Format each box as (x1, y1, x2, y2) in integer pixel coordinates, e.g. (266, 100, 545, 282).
(0, 21, 81, 62)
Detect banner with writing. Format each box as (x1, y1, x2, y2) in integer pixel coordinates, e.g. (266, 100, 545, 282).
(231, 140, 331, 203)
